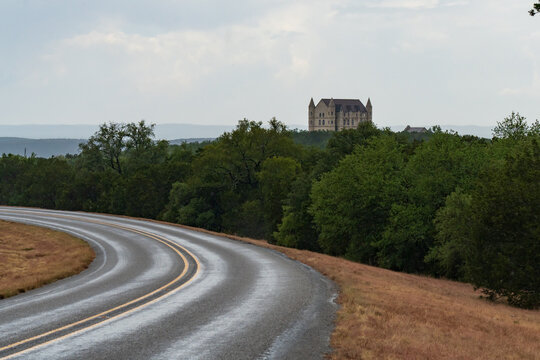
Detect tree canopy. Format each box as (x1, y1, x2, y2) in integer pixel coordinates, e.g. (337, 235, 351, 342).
(1, 115, 538, 308)
(531, 1, 540, 16)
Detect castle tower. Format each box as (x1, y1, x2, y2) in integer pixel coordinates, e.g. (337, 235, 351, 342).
(366, 98, 372, 122)
(308, 97, 315, 131)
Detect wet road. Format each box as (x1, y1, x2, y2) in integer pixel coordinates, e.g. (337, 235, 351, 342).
(0, 207, 336, 359)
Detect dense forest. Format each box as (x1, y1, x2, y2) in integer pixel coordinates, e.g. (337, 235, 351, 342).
(1, 115, 538, 308)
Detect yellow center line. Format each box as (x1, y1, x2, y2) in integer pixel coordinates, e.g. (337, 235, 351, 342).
(0, 209, 200, 359)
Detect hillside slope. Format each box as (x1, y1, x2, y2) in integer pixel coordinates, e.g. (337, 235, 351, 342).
(175, 224, 540, 360)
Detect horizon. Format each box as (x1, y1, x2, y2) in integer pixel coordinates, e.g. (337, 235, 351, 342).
(0, 122, 497, 141)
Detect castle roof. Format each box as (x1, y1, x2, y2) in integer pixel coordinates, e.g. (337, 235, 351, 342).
(320, 98, 367, 113)
(404, 125, 428, 133)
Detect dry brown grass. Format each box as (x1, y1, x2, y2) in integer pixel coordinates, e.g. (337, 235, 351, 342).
(0, 220, 95, 299)
(169, 223, 540, 360)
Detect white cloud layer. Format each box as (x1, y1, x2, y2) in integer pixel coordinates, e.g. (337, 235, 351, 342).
(366, 0, 468, 9)
(0, 0, 538, 128)
(368, 0, 440, 9)
(34, 2, 328, 95)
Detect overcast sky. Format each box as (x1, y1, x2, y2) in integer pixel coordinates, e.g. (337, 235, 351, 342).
(0, 0, 538, 129)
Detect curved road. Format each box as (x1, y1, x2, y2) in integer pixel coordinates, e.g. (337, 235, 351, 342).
(0, 207, 336, 359)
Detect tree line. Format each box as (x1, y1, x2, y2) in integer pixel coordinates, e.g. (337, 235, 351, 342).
(1, 116, 538, 308)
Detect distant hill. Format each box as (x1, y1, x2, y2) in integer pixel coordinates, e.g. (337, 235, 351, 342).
(168, 138, 215, 145)
(0, 138, 85, 158)
(0, 137, 217, 158)
(155, 124, 234, 139)
(0, 123, 236, 140)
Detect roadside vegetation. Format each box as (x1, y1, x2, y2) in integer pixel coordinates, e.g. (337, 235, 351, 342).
(0, 220, 95, 298)
(0, 115, 538, 308)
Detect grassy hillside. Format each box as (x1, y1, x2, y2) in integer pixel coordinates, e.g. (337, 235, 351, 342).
(0, 220, 95, 299)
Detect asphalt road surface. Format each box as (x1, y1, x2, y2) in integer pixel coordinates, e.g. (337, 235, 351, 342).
(0, 207, 337, 359)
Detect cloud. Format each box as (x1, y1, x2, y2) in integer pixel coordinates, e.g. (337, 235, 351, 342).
(35, 1, 332, 94)
(2, 0, 537, 127)
(499, 88, 523, 96)
(501, 31, 540, 98)
(366, 0, 467, 9)
(367, 0, 440, 9)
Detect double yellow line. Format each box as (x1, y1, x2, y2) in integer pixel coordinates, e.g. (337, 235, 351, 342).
(0, 210, 200, 359)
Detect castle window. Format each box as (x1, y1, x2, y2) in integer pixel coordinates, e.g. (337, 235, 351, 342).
(322, 120, 325, 125)
(347, 120, 350, 125)
(318, 120, 321, 125)
(352, 120, 354, 125)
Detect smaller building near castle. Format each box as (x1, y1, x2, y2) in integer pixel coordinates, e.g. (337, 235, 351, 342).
(308, 98, 372, 132)
(403, 125, 428, 133)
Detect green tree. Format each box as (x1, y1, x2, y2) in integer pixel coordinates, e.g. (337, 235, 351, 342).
(377, 131, 488, 273)
(425, 189, 473, 279)
(274, 173, 320, 250)
(124, 164, 177, 219)
(258, 156, 300, 239)
(93, 172, 126, 214)
(492, 112, 537, 140)
(0, 156, 73, 209)
(326, 121, 383, 161)
(79, 121, 162, 175)
(193, 119, 295, 190)
(125, 120, 155, 153)
(291, 129, 333, 148)
(272, 145, 337, 250)
(0, 154, 30, 205)
(230, 199, 267, 238)
(465, 137, 540, 308)
(161, 118, 299, 237)
(310, 134, 405, 262)
(123, 121, 170, 173)
(57, 168, 107, 211)
(308, 121, 385, 183)
(530, 1, 540, 15)
(377, 203, 431, 272)
(80, 122, 126, 174)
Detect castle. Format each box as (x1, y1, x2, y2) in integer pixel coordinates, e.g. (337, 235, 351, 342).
(308, 98, 372, 131)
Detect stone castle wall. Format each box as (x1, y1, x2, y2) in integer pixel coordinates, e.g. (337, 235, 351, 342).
(309, 98, 372, 132)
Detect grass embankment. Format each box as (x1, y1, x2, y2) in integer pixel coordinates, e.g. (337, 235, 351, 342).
(0, 220, 95, 299)
(174, 224, 540, 360)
